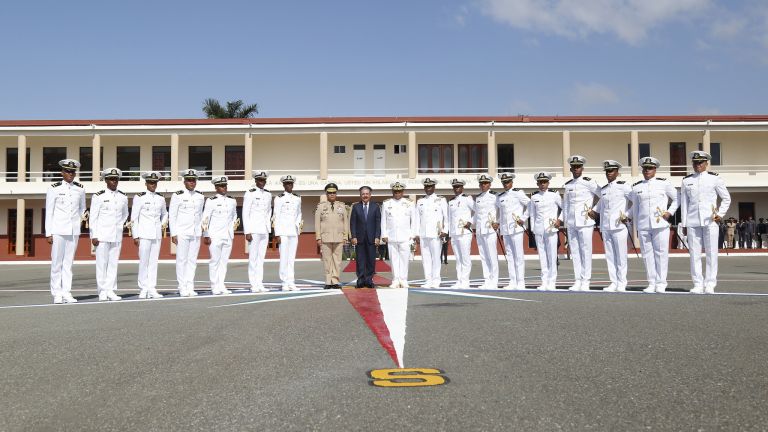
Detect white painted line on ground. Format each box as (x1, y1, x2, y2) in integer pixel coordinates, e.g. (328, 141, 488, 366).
(414, 290, 541, 302)
(212, 291, 343, 308)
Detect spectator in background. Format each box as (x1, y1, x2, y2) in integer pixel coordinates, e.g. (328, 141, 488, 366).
(441, 234, 449, 264)
(746, 216, 757, 249)
(726, 218, 736, 249)
(758, 218, 767, 248)
(718, 220, 726, 249)
(738, 219, 747, 249)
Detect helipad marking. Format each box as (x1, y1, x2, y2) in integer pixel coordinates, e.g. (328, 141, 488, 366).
(375, 289, 408, 368)
(414, 290, 541, 302)
(368, 368, 447, 387)
(343, 288, 405, 368)
(212, 291, 342, 307)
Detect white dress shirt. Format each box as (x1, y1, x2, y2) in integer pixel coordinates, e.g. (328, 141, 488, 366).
(202, 194, 238, 241)
(473, 191, 499, 235)
(89, 189, 129, 242)
(562, 176, 600, 228)
(169, 189, 206, 237)
(273, 192, 302, 236)
(680, 171, 731, 228)
(594, 180, 632, 232)
(628, 177, 679, 231)
(497, 188, 530, 235)
(45, 180, 87, 237)
(381, 198, 416, 242)
(447, 194, 475, 237)
(528, 190, 562, 235)
(131, 191, 168, 239)
(242, 187, 273, 235)
(414, 194, 448, 238)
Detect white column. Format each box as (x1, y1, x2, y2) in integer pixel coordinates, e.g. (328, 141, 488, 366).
(170, 134, 179, 179)
(561, 131, 571, 177)
(408, 131, 417, 179)
(320, 132, 328, 180)
(92, 134, 101, 181)
(17, 135, 26, 183)
(630, 130, 639, 178)
(487, 131, 497, 177)
(244, 133, 253, 179)
(16, 199, 25, 256)
(702, 129, 711, 154)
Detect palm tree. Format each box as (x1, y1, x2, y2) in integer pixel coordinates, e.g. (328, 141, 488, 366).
(202, 98, 259, 118)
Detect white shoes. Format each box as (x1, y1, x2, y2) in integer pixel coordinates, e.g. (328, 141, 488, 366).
(655, 286, 666, 293)
(389, 281, 400, 289)
(138, 290, 149, 299)
(547, 284, 557, 291)
(250, 286, 268, 293)
(690, 286, 704, 294)
(581, 282, 590, 291)
(704, 286, 715, 294)
(62, 293, 78, 303)
(568, 281, 582, 291)
(642, 285, 656, 293)
(603, 284, 617, 292)
(399, 280, 409, 288)
(148, 290, 163, 299)
(53, 295, 64, 304)
(106, 291, 122, 301)
(503, 283, 516, 290)
(536, 285, 548, 291)
(516, 284, 527, 290)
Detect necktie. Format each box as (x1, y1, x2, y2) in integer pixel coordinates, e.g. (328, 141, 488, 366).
(331, 203, 334, 210)
(364, 204, 368, 219)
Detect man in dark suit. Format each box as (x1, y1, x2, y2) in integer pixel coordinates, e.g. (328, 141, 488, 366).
(350, 186, 381, 288)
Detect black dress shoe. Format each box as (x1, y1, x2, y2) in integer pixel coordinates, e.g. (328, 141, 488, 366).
(333, 284, 342, 289)
(324, 285, 331, 290)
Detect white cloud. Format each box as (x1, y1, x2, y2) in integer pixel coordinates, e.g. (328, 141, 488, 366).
(711, 17, 747, 40)
(476, 0, 712, 44)
(571, 83, 619, 108)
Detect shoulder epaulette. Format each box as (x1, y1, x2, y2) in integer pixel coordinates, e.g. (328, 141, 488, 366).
(175, 190, 184, 195)
(195, 190, 203, 194)
(617, 181, 625, 184)
(684, 174, 694, 179)
(117, 190, 125, 195)
(51, 181, 62, 187)
(601, 184, 609, 189)
(137, 192, 146, 197)
(565, 179, 574, 185)
(512, 188, 520, 191)
(461, 193, 468, 197)
(96, 190, 106, 196)
(633, 180, 643, 186)
(657, 177, 667, 181)
(708, 171, 719, 176)
(293, 192, 301, 197)
(548, 189, 557, 193)
(248, 188, 257, 192)
(489, 190, 498, 195)
(263, 189, 270, 193)
(73, 181, 83, 188)
(278, 192, 285, 197)
(583, 177, 591, 181)
(227, 195, 234, 199)
(210, 196, 218, 200)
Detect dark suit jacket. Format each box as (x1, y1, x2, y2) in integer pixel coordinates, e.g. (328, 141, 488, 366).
(350, 201, 381, 243)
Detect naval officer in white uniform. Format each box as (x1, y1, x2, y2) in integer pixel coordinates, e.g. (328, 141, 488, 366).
(380, 181, 416, 288)
(589, 160, 632, 292)
(496, 173, 530, 290)
(46, 159, 86, 304)
(169, 169, 206, 297)
(474, 174, 500, 289)
(528, 172, 562, 291)
(447, 179, 475, 288)
(131, 171, 168, 299)
(202, 176, 238, 295)
(414, 178, 448, 288)
(561, 155, 600, 291)
(680, 151, 731, 294)
(628, 157, 679, 293)
(242, 170, 273, 292)
(273, 174, 303, 291)
(89, 168, 129, 301)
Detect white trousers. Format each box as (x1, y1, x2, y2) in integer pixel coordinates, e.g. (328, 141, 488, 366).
(95, 240, 122, 294)
(209, 238, 232, 292)
(420, 237, 443, 286)
(502, 232, 526, 287)
(476, 232, 499, 287)
(638, 228, 669, 288)
(687, 225, 719, 289)
(535, 232, 559, 286)
(279, 235, 298, 286)
(451, 234, 473, 287)
(248, 233, 269, 289)
(176, 235, 201, 293)
(50, 234, 78, 297)
(388, 241, 411, 285)
(602, 228, 628, 287)
(567, 226, 593, 283)
(137, 238, 161, 292)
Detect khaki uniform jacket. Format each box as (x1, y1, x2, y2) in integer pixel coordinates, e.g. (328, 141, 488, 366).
(315, 201, 349, 243)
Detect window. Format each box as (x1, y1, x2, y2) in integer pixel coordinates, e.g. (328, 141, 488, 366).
(116, 146, 141, 181)
(5, 147, 30, 182)
(79, 147, 94, 182)
(373, 144, 385, 150)
(353, 144, 365, 150)
(152, 146, 171, 174)
(627, 143, 651, 165)
(188, 146, 212, 179)
(497, 143, 514, 172)
(225, 146, 245, 180)
(43, 147, 67, 181)
(697, 142, 721, 165)
(458, 144, 487, 173)
(7, 209, 34, 255)
(418, 144, 453, 174)
(333, 145, 346, 154)
(393, 145, 406, 154)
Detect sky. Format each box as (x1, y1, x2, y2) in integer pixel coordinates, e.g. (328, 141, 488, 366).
(0, 0, 766, 119)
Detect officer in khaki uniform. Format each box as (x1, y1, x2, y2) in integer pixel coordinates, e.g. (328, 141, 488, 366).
(315, 183, 350, 289)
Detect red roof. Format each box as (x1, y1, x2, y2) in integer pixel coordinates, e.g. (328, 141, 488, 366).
(1, 115, 767, 127)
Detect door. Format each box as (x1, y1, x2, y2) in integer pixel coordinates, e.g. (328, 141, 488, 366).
(225, 146, 245, 180)
(354, 144, 366, 176)
(669, 142, 686, 176)
(373, 144, 385, 176)
(739, 202, 754, 220)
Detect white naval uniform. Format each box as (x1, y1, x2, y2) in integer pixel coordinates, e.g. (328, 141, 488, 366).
(528, 190, 562, 289)
(447, 193, 475, 288)
(242, 187, 273, 290)
(381, 198, 416, 287)
(169, 189, 206, 295)
(89, 189, 129, 295)
(628, 177, 679, 292)
(497, 188, 530, 289)
(414, 193, 448, 288)
(203, 194, 237, 294)
(593, 180, 631, 290)
(45, 180, 87, 299)
(131, 191, 168, 295)
(680, 171, 731, 292)
(562, 176, 600, 289)
(473, 190, 500, 289)
(274, 191, 302, 289)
